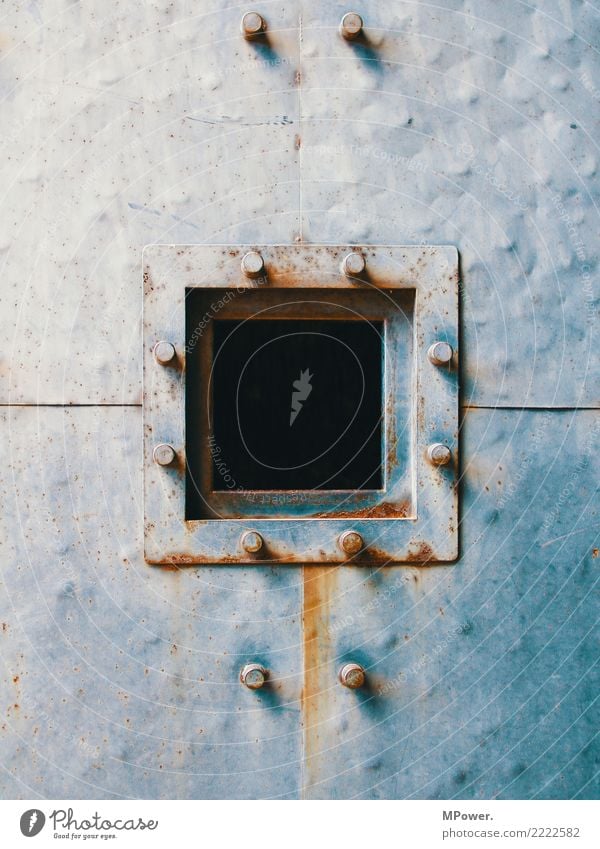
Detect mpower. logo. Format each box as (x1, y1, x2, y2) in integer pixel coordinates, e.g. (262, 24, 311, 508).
(19, 809, 45, 837)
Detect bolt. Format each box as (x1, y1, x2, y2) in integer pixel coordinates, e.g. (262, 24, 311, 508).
(426, 443, 452, 467)
(341, 251, 366, 278)
(241, 250, 265, 279)
(153, 443, 176, 466)
(240, 663, 268, 690)
(338, 662, 366, 689)
(339, 530, 364, 557)
(241, 530, 264, 554)
(153, 340, 176, 365)
(340, 12, 363, 40)
(427, 341, 454, 366)
(240, 11, 265, 38)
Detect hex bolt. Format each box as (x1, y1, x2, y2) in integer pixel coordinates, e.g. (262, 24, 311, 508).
(153, 443, 176, 467)
(426, 443, 452, 467)
(427, 341, 454, 366)
(240, 11, 265, 38)
(341, 251, 366, 278)
(338, 662, 366, 689)
(339, 12, 364, 40)
(240, 663, 269, 690)
(338, 530, 364, 557)
(241, 250, 265, 279)
(241, 530, 264, 554)
(153, 340, 176, 366)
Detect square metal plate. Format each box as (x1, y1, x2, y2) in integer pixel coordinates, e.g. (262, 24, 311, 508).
(143, 244, 458, 564)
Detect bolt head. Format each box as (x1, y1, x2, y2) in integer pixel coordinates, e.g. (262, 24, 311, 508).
(340, 12, 363, 40)
(427, 443, 452, 467)
(342, 251, 366, 278)
(153, 340, 176, 365)
(240, 663, 268, 689)
(339, 662, 366, 689)
(241, 250, 265, 279)
(241, 11, 265, 37)
(241, 530, 264, 554)
(153, 443, 176, 466)
(427, 341, 453, 366)
(339, 530, 364, 556)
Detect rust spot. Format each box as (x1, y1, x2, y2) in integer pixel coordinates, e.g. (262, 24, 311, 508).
(294, 69, 301, 86)
(12, 676, 19, 684)
(294, 134, 301, 150)
(593, 549, 599, 558)
(405, 542, 434, 562)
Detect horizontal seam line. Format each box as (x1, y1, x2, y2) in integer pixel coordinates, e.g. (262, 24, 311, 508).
(0, 404, 597, 411)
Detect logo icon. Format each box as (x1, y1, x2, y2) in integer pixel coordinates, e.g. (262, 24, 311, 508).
(20, 810, 45, 837)
(289, 368, 313, 426)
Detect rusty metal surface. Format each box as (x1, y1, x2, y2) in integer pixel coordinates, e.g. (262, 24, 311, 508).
(143, 244, 458, 564)
(0, 407, 302, 798)
(1, 1, 597, 408)
(297, 0, 599, 407)
(0, 0, 598, 802)
(302, 409, 600, 799)
(0, 1, 300, 404)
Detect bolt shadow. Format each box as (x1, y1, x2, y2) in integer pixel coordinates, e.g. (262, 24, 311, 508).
(246, 31, 283, 68)
(345, 33, 386, 85)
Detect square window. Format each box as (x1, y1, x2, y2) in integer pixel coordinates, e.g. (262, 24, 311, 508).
(144, 244, 458, 564)
(203, 318, 383, 493)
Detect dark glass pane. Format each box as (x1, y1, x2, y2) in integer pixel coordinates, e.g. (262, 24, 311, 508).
(206, 319, 383, 491)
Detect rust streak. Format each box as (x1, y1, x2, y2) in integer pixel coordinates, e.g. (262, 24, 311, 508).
(312, 500, 411, 519)
(302, 566, 337, 798)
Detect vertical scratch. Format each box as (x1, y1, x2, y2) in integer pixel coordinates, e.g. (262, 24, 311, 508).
(297, 10, 304, 243)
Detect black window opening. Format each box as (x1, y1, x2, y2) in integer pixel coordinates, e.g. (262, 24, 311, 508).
(186, 315, 384, 511)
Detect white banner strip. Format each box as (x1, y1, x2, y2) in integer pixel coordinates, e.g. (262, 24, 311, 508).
(0, 800, 598, 848)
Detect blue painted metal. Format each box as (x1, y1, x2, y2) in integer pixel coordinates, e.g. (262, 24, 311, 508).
(0, 407, 303, 799)
(302, 410, 600, 798)
(0, 0, 597, 800)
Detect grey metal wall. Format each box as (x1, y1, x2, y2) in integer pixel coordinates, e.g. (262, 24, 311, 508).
(0, 1, 598, 799)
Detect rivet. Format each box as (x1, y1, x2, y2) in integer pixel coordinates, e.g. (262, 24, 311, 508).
(241, 11, 265, 38)
(341, 251, 366, 278)
(338, 662, 366, 689)
(427, 341, 454, 366)
(240, 663, 268, 690)
(339, 530, 364, 556)
(241, 530, 264, 554)
(340, 12, 363, 40)
(426, 443, 452, 467)
(153, 340, 176, 365)
(241, 250, 265, 279)
(153, 443, 176, 467)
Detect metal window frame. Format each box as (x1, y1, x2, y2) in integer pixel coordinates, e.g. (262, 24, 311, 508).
(143, 244, 459, 565)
